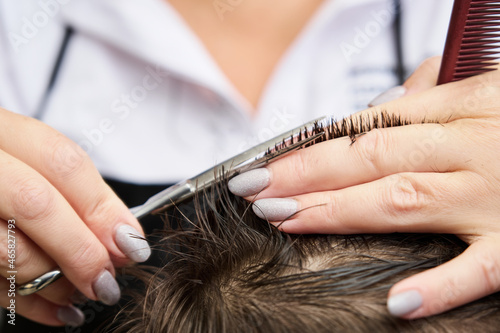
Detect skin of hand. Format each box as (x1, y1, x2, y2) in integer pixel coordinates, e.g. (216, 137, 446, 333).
(228, 56, 500, 319)
(0, 109, 150, 326)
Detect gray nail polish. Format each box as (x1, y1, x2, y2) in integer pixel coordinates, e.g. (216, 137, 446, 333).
(57, 305, 85, 327)
(252, 198, 298, 221)
(228, 168, 270, 197)
(368, 85, 407, 107)
(387, 290, 423, 317)
(92, 270, 121, 306)
(115, 225, 151, 263)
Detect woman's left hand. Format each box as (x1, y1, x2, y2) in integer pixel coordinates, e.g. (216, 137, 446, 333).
(228, 57, 500, 319)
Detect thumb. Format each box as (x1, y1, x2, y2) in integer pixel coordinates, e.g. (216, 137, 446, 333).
(368, 56, 442, 107)
(386, 238, 500, 318)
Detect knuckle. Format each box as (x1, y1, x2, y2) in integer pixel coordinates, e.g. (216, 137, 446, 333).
(9, 236, 32, 271)
(82, 190, 115, 225)
(65, 238, 108, 279)
(318, 193, 340, 229)
(429, 275, 464, 312)
(383, 175, 427, 217)
(476, 249, 500, 293)
(11, 176, 56, 222)
(353, 129, 388, 174)
(0, 237, 9, 266)
(292, 150, 311, 187)
(42, 134, 89, 179)
(439, 276, 464, 311)
(0, 228, 44, 280)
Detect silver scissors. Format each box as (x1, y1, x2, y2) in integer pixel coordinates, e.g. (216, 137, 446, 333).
(18, 116, 326, 296)
(130, 116, 327, 219)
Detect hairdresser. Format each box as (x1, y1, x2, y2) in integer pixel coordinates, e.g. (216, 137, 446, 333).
(231, 56, 500, 319)
(0, 0, 455, 331)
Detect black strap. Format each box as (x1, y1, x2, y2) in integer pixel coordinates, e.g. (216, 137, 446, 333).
(393, 0, 405, 84)
(35, 26, 74, 120)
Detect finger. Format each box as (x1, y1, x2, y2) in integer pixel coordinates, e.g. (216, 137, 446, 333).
(387, 239, 500, 318)
(230, 70, 500, 200)
(403, 56, 441, 95)
(0, 150, 119, 305)
(367, 67, 500, 122)
(0, 219, 76, 305)
(252, 171, 488, 234)
(368, 56, 441, 106)
(0, 109, 150, 265)
(231, 123, 458, 199)
(0, 284, 84, 327)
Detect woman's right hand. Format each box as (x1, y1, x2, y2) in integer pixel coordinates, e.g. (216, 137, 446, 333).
(0, 108, 151, 327)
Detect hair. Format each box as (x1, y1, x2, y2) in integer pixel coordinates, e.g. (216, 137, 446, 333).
(110, 113, 500, 333)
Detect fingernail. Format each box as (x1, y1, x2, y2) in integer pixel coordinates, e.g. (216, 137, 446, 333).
(228, 168, 270, 197)
(115, 225, 151, 262)
(368, 85, 407, 107)
(92, 270, 121, 306)
(252, 198, 298, 221)
(387, 290, 423, 317)
(57, 305, 85, 327)
(70, 290, 88, 305)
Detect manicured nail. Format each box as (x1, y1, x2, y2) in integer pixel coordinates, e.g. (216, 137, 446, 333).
(115, 225, 151, 262)
(368, 85, 407, 107)
(92, 270, 120, 306)
(70, 290, 88, 305)
(57, 305, 85, 327)
(252, 198, 298, 221)
(228, 168, 271, 197)
(387, 290, 423, 317)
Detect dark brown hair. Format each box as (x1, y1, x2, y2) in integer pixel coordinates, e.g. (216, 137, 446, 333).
(111, 181, 500, 333)
(111, 114, 500, 332)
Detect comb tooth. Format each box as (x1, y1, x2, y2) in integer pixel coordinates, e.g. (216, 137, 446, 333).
(459, 39, 500, 48)
(470, 3, 500, 7)
(465, 18, 500, 25)
(466, 16, 500, 21)
(464, 25, 500, 32)
(464, 34, 499, 40)
(453, 68, 496, 80)
(469, 11, 500, 14)
(454, 66, 497, 75)
(459, 45, 500, 53)
(458, 54, 500, 62)
(463, 34, 500, 40)
(458, 49, 500, 57)
(459, 54, 500, 61)
(470, 2, 500, 8)
(454, 63, 497, 71)
(469, 11, 500, 17)
(455, 59, 499, 67)
(469, 7, 500, 11)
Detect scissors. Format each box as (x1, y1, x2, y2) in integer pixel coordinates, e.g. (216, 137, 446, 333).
(130, 116, 327, 219)
(18, 116, 326, 296)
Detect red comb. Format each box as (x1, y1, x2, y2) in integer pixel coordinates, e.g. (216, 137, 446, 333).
(437, 0, 500, 84)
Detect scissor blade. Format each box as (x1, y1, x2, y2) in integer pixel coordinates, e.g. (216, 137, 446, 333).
(130, 116, 327, 218)
(233, 131, 325, 172)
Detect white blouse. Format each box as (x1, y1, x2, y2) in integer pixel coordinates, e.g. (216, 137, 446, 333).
(0, 0, 453, 183)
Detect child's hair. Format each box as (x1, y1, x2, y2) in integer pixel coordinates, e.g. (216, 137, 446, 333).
(111, 113, 500, 332)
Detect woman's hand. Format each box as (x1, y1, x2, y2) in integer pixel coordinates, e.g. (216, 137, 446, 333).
(228, 57, 500, 319)
(0, 109, 151, 326)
